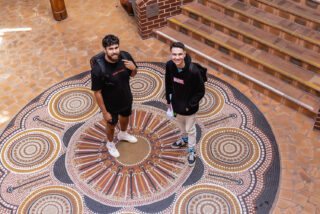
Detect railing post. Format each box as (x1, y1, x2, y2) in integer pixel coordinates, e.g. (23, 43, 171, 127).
(314, 108, 320, 131)
(49, 0, 68, 21)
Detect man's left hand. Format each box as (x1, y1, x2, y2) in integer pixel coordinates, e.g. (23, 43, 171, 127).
(123, 59, 136, 71)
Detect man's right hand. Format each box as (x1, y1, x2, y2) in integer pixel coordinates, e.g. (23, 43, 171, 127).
(103, 112, 112, 123)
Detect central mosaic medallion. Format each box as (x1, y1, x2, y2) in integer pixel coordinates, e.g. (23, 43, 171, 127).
(65, 106, 193, 207)
(117, 136, 151, 166)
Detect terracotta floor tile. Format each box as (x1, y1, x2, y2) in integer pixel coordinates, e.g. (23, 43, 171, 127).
(300, 188, 313, 198)
(294, 181, 306, 191)
(282, 160, 296, 169)
(281, 179, 295, 189)
(281, 151, 294, 160)
(286, 206, 303, 214)
(279, 189, 294, 200)
(303, 203, 317, 214)
(288, 144, 297, 153)
(296, 155, 311, 167)
(309, 195, 320, 206)
(290, 135, 310, 148)
(292, 193, 308, 207)
(282, 169, 297, 179)
(272, 207, 283, 214)
(279, 143, 290, 151)
(299, 169, 313, 182)
(276, 199, 297, 209)
(298, 148, 314, 159)
(311, 138, 320, 149)
(315, 170, 320, 179)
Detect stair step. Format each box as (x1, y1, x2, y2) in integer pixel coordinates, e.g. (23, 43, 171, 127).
(183, 2, 320, 74)
(153, 26, 320, 117)
(201, 0, 320, 51)
(168, 14, 320, 95)
(254, 0, 320, 27)
(294, 0, 320, 10)
(289, 0, 320, 10)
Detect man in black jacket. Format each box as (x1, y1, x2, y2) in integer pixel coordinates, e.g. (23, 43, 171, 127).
(91, 34, 138, 158)
(165, 42, 205, 166)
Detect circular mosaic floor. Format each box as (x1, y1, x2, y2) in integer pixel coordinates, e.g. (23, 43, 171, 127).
(0, 62, 280, 213)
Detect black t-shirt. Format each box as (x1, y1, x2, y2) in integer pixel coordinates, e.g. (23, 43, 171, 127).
(91, 51, 136, 113)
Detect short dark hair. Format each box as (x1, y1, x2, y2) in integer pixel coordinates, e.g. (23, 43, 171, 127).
(102, 34, 119, 48)
(170, 42, 185, 51)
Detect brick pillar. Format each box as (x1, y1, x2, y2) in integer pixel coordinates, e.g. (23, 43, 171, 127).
(135, 0, 193, 39)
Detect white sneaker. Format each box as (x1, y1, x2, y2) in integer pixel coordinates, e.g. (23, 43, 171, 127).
(117, 131, 137, 143)
(106, 142, 120, 158)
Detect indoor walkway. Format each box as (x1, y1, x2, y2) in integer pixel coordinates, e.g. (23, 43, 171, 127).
(0, 0, 319, 213)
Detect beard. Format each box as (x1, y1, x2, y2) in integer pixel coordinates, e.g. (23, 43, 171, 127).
(106, 52, 119, 62)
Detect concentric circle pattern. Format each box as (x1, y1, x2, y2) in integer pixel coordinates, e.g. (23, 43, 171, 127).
(18, 186, 82, 214)
(1, 129, 60, 173)
(130, 69, 163, 102)
(0, 63, 279, 213)
(48, 87, 99, 122)
(174, 184, 241, 214)
(201, 128, 260, 172)
(198, 85, 224, 118)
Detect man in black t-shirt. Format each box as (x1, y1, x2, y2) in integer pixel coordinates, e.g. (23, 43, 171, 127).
(91, 34, 137, 158)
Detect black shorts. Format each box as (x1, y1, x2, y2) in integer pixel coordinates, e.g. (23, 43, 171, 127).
(108, 106, 132, 125)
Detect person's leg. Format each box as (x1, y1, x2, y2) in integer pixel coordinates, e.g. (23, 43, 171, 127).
(105, 123, 116, 142)
(105, 112, 120, 157)
(119, 114, 129, 131)
(185, 114, 197, 166)
(185, 114, 196, 148)
(118, 107, 137, 143)
(175, 114, 186, 134)
(171, 114, 187, 148)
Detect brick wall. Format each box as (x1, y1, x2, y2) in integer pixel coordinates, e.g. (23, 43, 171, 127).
(135, 0, 193, 39)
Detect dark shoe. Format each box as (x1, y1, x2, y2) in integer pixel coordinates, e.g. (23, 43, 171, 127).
(188, 148, 196, 166)
(171, 139, 187, 148)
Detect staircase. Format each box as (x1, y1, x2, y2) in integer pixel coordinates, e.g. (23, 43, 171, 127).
(153, 0, 320, 126)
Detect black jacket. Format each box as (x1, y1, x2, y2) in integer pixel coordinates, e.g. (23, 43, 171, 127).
(165, 54, 205, 115)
